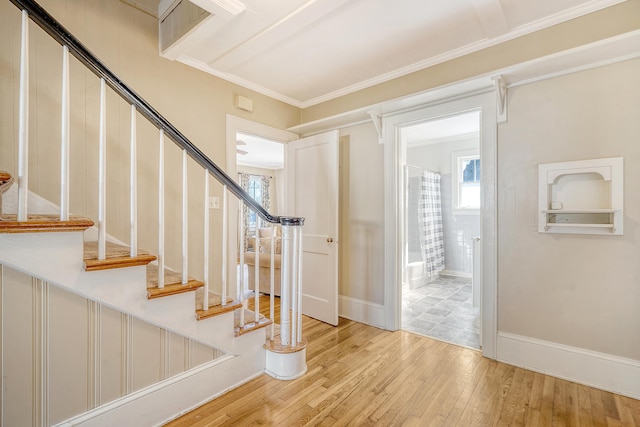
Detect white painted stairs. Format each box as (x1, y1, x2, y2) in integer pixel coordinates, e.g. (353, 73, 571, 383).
(0, 175, 272, 426)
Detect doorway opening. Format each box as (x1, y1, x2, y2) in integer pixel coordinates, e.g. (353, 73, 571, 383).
(224, 115, 298, 301)
(234, 132, 285, 298)
(400, 111, 481, 350)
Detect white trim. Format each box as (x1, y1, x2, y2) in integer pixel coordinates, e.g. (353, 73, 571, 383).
(180, 57, 303, 107)
(290, 31, 640, 137)
(297, 0, 626, 108)
(440, 270, 472, 279)
(338, 296, 385, 329)
(52, 354, 265, 427)
(497, 332, 640, 400)
(175, 0, 626, 108)
(0, 265, 3, 427)
(383, 92, 497, 360)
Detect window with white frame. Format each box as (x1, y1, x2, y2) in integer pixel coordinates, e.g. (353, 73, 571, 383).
(452, 150, 480, 210)
(247, 175, 262, 230)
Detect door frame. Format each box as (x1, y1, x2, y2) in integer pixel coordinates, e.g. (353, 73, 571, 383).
(382, 91, 498, 359)
(225, 115, 298, 298)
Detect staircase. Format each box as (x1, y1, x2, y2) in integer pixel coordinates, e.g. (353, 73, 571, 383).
(0, 172, 274, 426)
(0, 0, 307, 425)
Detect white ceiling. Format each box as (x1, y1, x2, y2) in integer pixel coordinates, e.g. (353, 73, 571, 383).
(404, 111, 480, 148)
(236, 132, 284, 170)
(159, 0, 625, 107)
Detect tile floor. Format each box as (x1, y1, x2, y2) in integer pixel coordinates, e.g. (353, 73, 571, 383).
(401, 275, 480, 350)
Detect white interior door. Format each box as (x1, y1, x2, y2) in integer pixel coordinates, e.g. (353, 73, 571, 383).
(287, 130, 339, 326)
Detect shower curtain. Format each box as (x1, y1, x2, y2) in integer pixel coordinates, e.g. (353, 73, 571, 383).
(418, 171, 445, 278)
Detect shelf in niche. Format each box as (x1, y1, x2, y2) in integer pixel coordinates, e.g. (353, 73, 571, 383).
(541, 209, 618, 214)
(544, 223, 614, 229)
(538, 157, 623, 235)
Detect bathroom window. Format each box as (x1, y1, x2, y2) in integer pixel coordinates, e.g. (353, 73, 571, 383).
(452, 150, 480, 210)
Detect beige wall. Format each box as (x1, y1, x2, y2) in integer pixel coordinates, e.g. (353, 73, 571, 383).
(498, 58, 640, 360)
(0, 0, 300, 282)
(337, 59, 640, 361)
(301, 0, 640, 123)
(338, 123, 385, 304)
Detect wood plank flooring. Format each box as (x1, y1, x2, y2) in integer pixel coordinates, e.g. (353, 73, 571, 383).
(165, 297, 640, 426)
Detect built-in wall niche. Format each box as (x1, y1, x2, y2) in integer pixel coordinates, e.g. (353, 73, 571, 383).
(538, 157, 623, 235)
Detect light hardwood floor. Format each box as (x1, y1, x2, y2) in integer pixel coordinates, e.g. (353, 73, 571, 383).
(166, 298, 640, 426)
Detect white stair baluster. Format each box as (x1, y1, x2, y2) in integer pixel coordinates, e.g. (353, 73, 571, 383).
(238, 204, 245, 326)
(98, 78, 107, 260)
(129, 105, 137, 257)
(182, 150, 188, 284)
(60, 45, 70, 221)
(221, 185, 228, 304)
(18, 10, 29, 221)
(157, 129, 165, 288)
(203, 170, 209, 310)
(254, 217, 260, 323)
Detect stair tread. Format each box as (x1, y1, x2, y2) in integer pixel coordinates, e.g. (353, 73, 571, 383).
(234, 309, 273, 337)
(0, 214, 94, 233)
(195, 288, 242, 320)
(146, 264, 204, 299)
(83, 241, 157, 271)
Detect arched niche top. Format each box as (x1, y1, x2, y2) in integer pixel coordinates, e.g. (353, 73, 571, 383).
(547, 166, 611, 184)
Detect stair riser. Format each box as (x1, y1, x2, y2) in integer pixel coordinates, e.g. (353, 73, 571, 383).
(0, 231, 256, 353)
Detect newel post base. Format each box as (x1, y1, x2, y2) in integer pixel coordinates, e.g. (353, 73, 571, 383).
(264, 336, 307, 380)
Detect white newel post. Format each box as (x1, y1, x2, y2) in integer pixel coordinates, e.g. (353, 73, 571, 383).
(264, 218, 307, 380)
(279, 224, 291, 346)
(296, 225, 304, 343)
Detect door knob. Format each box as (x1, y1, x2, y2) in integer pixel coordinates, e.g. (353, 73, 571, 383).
(327, 237, 334, 243)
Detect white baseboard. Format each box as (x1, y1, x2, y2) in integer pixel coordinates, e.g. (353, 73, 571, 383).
(497, 332, 640, 399)
(339, 295, 385, 329)
(440, 270, 472, 278)
(54, 352, 265, 427)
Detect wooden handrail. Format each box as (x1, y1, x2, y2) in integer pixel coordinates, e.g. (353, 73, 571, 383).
(0, 171, 12, 183)
(7, 0, 303, 226)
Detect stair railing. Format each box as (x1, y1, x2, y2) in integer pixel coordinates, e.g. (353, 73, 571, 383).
(8, 0, 306, 355)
